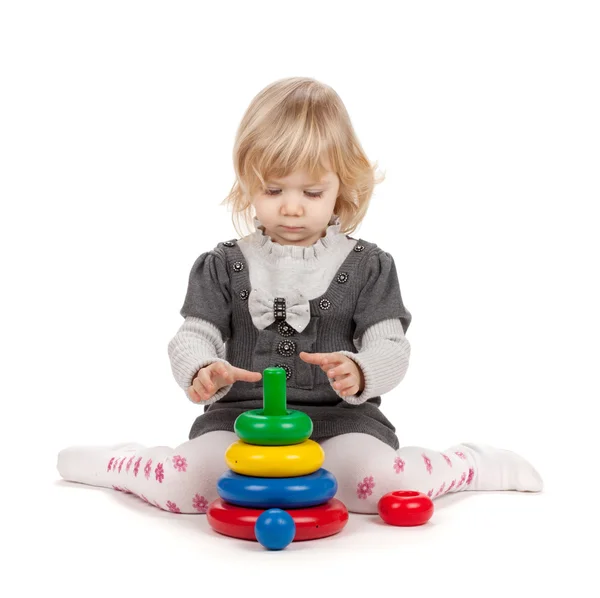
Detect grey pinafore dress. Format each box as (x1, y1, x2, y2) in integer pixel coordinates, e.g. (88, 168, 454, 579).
(180, 235, 412, 450)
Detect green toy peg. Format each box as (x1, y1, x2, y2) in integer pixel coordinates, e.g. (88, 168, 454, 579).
(262, 367, 288, 416)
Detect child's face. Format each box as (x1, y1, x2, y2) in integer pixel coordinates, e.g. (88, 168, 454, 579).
(251, 167, 340, 247)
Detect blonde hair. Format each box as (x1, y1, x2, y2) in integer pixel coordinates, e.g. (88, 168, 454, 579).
(221, 77, 385, 237)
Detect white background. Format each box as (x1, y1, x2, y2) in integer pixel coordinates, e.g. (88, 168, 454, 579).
(1, 1, 599, 596)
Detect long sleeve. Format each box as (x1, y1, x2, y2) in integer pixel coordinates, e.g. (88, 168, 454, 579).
(168, 316, 234, 405)
(169, 248, 234, 405)
(333, 318, 411, 405)
(331, 248, 412, 405)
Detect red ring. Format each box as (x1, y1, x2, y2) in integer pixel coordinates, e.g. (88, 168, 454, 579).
(377, 490, 434, 527)
(207, 498, 349, 541)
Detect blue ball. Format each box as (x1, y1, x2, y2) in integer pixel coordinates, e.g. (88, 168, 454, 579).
(254, 508, 296, 550)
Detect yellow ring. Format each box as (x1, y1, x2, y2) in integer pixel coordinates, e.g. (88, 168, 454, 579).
(225, 439, 324, 477)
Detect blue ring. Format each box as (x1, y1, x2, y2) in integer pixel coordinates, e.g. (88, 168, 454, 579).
(217, 468, 337, 509)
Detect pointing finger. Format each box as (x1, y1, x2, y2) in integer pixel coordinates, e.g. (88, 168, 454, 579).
(300, 352, 342, 365)
(231, 367, 262, 383)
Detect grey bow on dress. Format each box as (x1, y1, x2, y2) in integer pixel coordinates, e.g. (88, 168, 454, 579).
(247, 288, 311, 333)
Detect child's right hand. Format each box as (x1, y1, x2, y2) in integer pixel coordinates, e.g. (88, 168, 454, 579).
(187, 362, 262, 403)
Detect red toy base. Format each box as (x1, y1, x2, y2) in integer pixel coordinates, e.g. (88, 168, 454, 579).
(207, 498, 349, 541)
(378, 491, 434, 526)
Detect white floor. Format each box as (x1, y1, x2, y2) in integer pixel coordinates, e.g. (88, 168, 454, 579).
(7, 467, 594, 598)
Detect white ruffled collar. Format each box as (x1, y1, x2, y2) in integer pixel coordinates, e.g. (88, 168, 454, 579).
(243, 215, 347, 264)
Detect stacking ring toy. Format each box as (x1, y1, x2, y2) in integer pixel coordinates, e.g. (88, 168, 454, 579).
(225, 439, 324, 477)
(377, 491, 434, 527)
(234, 367, 313, 445)
(207, 498, 349, 541)
(217, 468, 337, 508)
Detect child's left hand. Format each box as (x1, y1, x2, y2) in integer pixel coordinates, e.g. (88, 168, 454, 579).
(299, 351, 365, 397)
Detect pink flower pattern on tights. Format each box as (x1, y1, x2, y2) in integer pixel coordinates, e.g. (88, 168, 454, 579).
(467, 467, 475, 485)
(435, 482, 446, 497)
(118, 457, 126, 473)
(144, 459, 152, 479)
(427, 489, 433, 498)
(126, 456, 134, 473)
(107, 457, 115, 472)
(357, 476, 375, 500)
(166, 501, 181, 513)
(193, 494, 209, 513)
(393, 457, 405, 474)
(133, 457, 142, 477)
(455, 451, 467, 460)
(447, 479, 456, 492)
(422, 453, 433, 474)
(172, 455, 187, 472)
(457, 472, 467, 488)
(442, 453, 453, 467)
(155, 463, 165, 483)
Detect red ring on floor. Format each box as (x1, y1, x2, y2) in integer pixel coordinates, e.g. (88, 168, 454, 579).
(207, 498, 349, 541)
(377, 490, 434, 526)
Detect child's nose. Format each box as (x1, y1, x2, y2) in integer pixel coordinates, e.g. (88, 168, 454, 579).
(281, 196, 304, 216)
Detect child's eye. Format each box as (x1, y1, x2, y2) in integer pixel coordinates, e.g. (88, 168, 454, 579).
(264, 189, 323, 199)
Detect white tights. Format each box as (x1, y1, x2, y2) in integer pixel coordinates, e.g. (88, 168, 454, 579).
(57, 432, 543, 514)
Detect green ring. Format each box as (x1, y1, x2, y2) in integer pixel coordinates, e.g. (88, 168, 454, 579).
(234, 409, 313, 445)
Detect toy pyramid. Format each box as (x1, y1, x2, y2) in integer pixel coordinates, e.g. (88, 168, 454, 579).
(206, 367, 349, 549)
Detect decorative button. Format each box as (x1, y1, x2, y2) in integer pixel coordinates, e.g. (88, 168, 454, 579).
(223, 240, 236, 247)
(274, 363, 292, 380)
(239, 289, 249, 301)
(273, 297, 286, 321)
(354, 244, 365, 252)
(319, 298, 331, 310)
(336, 272, 349, 284)
(278, 321, 295, 337)
(277, 340, 296, 357)
(232, 261, 245, 272)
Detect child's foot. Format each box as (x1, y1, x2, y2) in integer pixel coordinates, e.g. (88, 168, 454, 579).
(457, 443, 543, 492)
(57, 442, 145, 486)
